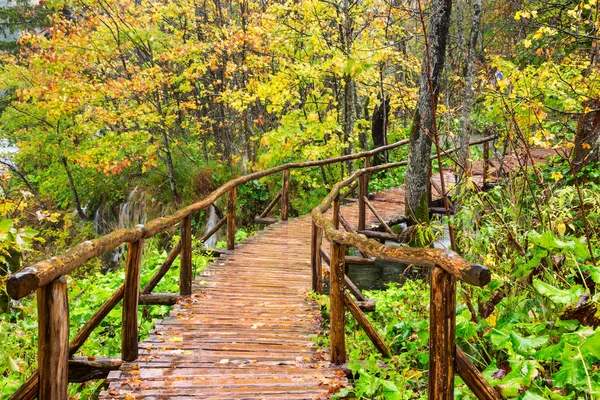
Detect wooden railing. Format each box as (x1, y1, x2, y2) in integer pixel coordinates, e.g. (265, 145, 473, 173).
(7, 134, 497, 399)
(310, 159, 500, 399)
(7, 139, 416, 400)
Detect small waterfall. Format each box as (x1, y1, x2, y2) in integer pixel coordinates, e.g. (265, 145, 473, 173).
(118, 186, 146, 228)
(94, 186, 147, 271)
(202, 204, 219, 248)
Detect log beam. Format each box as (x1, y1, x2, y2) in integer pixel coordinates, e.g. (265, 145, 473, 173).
(37, 277, 69, 400)
(122, 240, 143, 362)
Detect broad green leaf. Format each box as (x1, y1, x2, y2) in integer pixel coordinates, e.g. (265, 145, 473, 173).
(533, 280, 582, 305)
(552, 357, 587, 388)
(510, 331, 548, 354)
(581, 329, 600, 359)
(522, 392, 546, 400)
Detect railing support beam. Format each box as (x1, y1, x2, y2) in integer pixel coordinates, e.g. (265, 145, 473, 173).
(311, 221, 323, 294)
(122, 239, 143, 362)
(281, 169, 290, 220)
(428, 266, 456, 399)
(330, 241, 346, 364)
(180, 215, 193, 296)
(37, 276, 69, 400)
(358, 173, 367, 231)
(227, 186, 237, 250)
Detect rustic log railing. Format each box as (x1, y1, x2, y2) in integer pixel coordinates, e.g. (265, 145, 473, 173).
(310, 159, 500, 399)
(7, 138, 422, 400)
(6, 134, 496, 399)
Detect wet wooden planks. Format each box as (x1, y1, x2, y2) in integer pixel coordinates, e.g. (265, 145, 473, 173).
(99, 190, 404, 399)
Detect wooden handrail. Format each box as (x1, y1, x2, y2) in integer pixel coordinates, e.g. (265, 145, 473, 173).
(311, 166, 490, 286)
(7, 133, 498, 399)
(7, 139, 411, 300)
(309, 138, 498, 399)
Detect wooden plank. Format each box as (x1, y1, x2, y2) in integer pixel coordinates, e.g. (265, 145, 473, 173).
(180, 215, 193, 296)
(255, 216, 279, 225)
(455, 346, 501, 400)
(329, 241, 346, 364)
(344, 292, 390, 358)
(37, 276, 69, 400)
(99, 189, 411, 399)
(428, 266, 456, 399)
(139, 293, 181, 305)
(227, 186, 237, 250)
(281, 169, 290, 221)
(122, 240, 143, 362)
(357, 230, 400, 242)
(345, 256, 375, 265)
(68, 357, 122, 383)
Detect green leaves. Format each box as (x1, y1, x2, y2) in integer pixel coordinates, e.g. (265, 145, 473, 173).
(532, 279, 583, 305)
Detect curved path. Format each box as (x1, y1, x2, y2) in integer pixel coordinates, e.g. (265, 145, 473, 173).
(99, 189, 405, 399)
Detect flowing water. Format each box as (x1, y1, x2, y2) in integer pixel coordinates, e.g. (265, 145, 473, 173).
(202, 204, 219, 248)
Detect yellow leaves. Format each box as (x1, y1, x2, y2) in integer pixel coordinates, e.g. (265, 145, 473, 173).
(551, 172, 564, 182)
(582, 142, 592, 149)
(523, 39, 533, 49)
(556, 222, 567, 236)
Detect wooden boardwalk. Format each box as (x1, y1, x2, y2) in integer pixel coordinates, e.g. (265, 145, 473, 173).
(99, 190, 405, 399)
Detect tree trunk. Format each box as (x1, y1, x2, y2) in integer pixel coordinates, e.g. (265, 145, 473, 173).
(404, 0, 453, 223)
(573, 99, 600, 173)
(160, 129, 180, 204)
(457, 0, 482, 183)
(61, 157, 86, 220)
(371, 97, 390, 166)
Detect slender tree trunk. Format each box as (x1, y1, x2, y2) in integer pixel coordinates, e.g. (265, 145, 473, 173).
(61, 157, 86, 219)
(457, 0, 482, 182)
(372, 97, 390, 166)
(341, 0, 355, 174)
(0, 160, 38, 198)
(160, 129, 180, 204)
(343, 75, 356, 173)
(405, 0, 453, 223)
(573, 99, 600, 173)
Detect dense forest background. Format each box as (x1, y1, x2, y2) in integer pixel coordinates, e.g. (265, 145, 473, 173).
(0, 0, 599, 398)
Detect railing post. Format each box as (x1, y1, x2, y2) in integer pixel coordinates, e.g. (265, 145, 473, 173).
(330, 240, 346, 364)
(122, 239, 143, 362)
(428, 266, 456, 399)
(227, 185, 237, 250)
(332, 193, 340, 229)
(483, 140, 490, 186)
(281, 168, 290, 221)
(311, 221, 323, 294)
(37, 276, 69, 400)
(358, 173, 367, 231)
(180, 215, 192, 296)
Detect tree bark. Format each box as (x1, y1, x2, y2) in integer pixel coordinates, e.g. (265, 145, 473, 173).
(405, 0, 453, 223)
(372, 97, 390, 166)
(573, 99, 600, 173)
(61, 157, 86, 220)
(457, 0, 482, 183)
